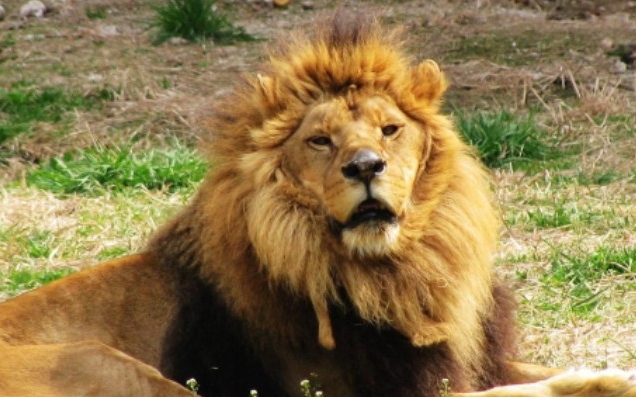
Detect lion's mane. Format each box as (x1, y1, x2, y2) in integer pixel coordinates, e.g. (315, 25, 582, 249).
(149, 13, 514, 392)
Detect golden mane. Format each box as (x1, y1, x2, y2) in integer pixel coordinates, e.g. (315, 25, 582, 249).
(203, 13, 446, 160)
(152, 12, 500, 388)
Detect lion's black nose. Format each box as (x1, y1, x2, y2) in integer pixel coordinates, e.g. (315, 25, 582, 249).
(342, 149, 387, 183)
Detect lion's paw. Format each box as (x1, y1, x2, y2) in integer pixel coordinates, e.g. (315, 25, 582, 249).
(545, 369, 636, 397)
(453, 369, 636, 397)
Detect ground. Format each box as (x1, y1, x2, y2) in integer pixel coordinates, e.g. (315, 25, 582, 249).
(0, 0, 635, 371)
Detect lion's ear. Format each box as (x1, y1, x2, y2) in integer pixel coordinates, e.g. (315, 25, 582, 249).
(411, 60, 448, 103)
(257, 74, 278, 109)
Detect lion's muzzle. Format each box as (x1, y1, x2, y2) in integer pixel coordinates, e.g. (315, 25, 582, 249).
(338, 149, 397, 229)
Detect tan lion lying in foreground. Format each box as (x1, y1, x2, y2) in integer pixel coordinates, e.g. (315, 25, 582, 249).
(1, 13, 635, 397)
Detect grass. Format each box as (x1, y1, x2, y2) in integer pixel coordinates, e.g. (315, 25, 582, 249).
(507, 204, 632, 232)
(0, 82, 102, 144)
(149, 0, 255, 45)
(454, 109, 558, 168)
(528, 246, 636, 317)
(547, 247, 636, 286)
(20, 230, 55, 259)
(1, 142, 204, 295)
(86, 6, 108, 20)
(1, 267, 75, 297)
(446, 29, 589, 67)
(27, 145, 207, 196)
(515, 206, 577, 229)
(0, 188, 187, 297)
(0, 34, 15, 50)
(515, 245, 636, 322)
(0, 227, 57, 260)
(547, 170, 625, 187)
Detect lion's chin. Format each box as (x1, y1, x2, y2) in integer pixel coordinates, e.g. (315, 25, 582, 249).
(341, 222, 400, 257)
(329, 198, 400, 257)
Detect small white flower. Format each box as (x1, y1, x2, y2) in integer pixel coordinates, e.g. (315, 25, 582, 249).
(185, 378, 200, 393)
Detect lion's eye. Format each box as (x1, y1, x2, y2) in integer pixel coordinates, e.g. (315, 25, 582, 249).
(381, 124, 400, 137)
(308, 136, 332, 147)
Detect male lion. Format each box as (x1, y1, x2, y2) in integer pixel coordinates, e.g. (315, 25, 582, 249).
(0, 12, 635, 397)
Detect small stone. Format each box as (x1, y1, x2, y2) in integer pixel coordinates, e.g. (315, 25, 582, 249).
(97, 25, 119, 37)
(86, 73, 103, 82)
(20, 0, 46, 19)
(168, 37, 188, 45)
(301, 1, 313, 10)
(599, 38, 613, 51)
(24, 34, 45, 41)
(0, 5, 6, 21)
(611, 60, 627, 74)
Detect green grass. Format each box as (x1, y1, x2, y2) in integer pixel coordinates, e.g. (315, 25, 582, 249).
(548, 246, 636, 285)
(540, 246, 636, 315)
(446, 30, 589, 67)
(150, 0, 255, 45)
(86, 6, 108, 20)
(455, 110, 558, 168)
(0, 82, 102, 144)
(97, 246, 130, 260)
(1, 267, 75, 296)
(0, 188, 186, 282)
(1, 227, 60, 262)
(0, 33, 15, 50)
(540, 169, 632, 188)
(21, 231, 55, 259)
(516, 206, 576, 229)
(27, 145, 207, 196)
(507, 205, 632, 231)
(576, 171, 625, 186)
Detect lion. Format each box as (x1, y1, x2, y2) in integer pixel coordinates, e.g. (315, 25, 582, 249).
(0, 12, 635, 397)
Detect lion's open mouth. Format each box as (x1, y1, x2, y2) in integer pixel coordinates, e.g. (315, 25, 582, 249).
(344, 199, 397, 229)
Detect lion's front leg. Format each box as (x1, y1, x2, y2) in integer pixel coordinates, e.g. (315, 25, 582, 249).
(454, 368, 636, 397)
(504, 361, 565, 384)
(0, 341, 195, 397)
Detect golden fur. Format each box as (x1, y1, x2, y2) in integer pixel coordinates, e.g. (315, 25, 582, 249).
(0, 12, 634, 397)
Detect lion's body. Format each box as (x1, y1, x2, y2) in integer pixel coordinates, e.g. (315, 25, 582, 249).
(146, 178, 515, 396)
(0, 12, 634, 397)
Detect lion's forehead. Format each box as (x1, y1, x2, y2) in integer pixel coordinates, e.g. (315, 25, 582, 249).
(300, 100, 353, 132)
(299, 95, 406, 137)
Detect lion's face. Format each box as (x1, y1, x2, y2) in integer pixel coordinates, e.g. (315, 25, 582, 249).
(281, 93, 427, 257)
